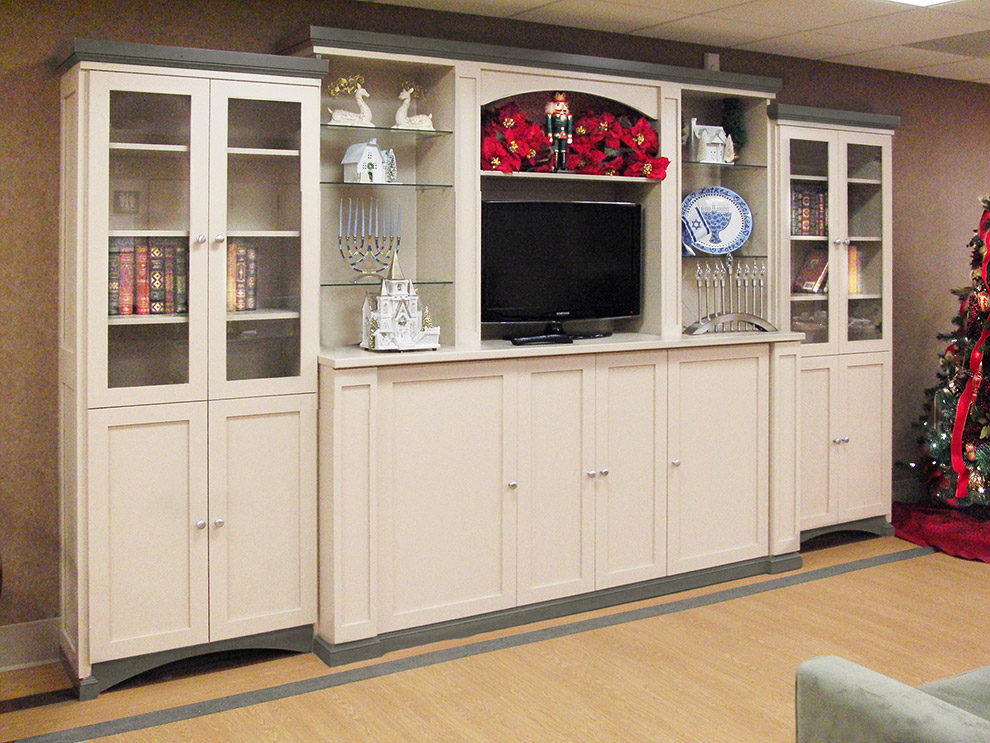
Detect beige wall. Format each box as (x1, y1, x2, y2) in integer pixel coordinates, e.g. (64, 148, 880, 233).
(0, 0, 986, 629)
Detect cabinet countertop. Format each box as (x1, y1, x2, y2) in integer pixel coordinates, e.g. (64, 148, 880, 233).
(318, 331, 805, 369)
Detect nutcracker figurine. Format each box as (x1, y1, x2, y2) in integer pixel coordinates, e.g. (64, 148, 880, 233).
(545, 92, 572, 172)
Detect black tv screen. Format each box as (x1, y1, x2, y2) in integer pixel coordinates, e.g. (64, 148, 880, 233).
(481, 200, 642, 324)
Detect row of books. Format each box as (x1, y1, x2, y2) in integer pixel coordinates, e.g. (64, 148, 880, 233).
(792, 245, 866, 294)
(791, 183, 827, 237)
(108, 238, 188, 316)
(107, 238, 260, 316)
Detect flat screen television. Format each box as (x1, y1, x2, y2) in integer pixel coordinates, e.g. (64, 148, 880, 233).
(481, 200, 642, 343)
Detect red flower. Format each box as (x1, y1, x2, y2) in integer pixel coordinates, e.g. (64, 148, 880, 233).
(601, 155, 625, 176)
(482, 137, 521, 173)
(495, 102, 527, 130)
(625, 155, 670, 179)
(621, 117, 659, 156)
(568, 148, 606, 175)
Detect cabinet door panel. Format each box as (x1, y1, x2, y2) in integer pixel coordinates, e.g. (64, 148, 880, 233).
(88, 403, 209, 661)
(208, 394, 317, 641)
(798, 358, 839, 529)
(668, 347, 769, 574)
(596, 353, 667, 587)
(379, 363, 516, 631)
(517, 357, 595, 605)
(838, 353, 891, 521)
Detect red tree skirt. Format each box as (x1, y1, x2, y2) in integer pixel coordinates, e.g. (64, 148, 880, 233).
(893, 501, 990, 562)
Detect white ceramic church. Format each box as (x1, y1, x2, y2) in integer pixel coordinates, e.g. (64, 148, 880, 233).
(361, 253, 441, 351)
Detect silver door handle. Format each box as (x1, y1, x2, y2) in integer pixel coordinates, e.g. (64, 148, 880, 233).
(214, 518, 225, 528)
(671, 459, 681, 467)
(195, 520, 207, 530)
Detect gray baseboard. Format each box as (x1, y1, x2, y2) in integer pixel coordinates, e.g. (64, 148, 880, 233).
(801, 516, 894, 543)
(316, 553, 803, 668)
(75, 625, 314, 700)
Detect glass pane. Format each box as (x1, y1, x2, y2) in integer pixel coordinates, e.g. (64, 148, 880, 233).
(110, 91, 190, 146)
(225, 98, 302, 381)
(789, 138, 830, 344)
(107, 91, 191, 389)
(846, 143, 883, 344)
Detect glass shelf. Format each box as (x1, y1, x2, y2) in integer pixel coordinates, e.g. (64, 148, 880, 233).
(109, 314, 189, 325)
(682, 159, 768, 171)
(322, 180, 452, 190)
(321, 278, 453, 288)
(322, 123, 452, 138)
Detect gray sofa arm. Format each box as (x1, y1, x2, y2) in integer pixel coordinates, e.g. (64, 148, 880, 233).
(796, 656, 990, 743)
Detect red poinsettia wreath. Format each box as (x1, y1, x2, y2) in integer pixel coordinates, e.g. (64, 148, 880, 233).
(481, 102, 669, 179)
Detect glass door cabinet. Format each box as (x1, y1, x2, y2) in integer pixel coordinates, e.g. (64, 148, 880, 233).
(88, 72, 318, 407)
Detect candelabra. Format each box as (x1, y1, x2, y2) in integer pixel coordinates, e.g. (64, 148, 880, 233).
(338, 197, 400, 279)
(685, 255, 777, 334)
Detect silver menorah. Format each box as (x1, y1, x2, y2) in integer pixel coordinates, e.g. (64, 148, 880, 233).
(685, 255, 777, 334)
(338, 197, 401, 279)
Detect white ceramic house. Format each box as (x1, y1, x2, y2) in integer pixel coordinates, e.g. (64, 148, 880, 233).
(342, 137, 385, 183)
(361, 254, 441, 351)
(690, 118, 733, 164)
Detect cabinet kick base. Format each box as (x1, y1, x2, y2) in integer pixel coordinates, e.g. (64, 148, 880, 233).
(315, 553, 802, 668)
(800, 516, 894, 543)
(70, 624, 314, 700)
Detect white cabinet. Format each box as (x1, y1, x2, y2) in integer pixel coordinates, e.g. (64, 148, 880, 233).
(59, 42, 326, 695)
(667, 345, 769, 575)
(377, 362, 518, 633)
(87, 396, 317, 662)
(772, 106, 897, 536)
(320, 344, 784, 652)
(515, 352, 667, 604)
(799, 353, 892, 531)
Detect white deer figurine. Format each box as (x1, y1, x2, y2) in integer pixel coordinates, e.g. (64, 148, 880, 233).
(393, 87, 434, 131)
(327, 76, 374, 127)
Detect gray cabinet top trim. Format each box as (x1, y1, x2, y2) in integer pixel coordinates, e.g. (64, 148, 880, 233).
(61, 39, 329, 79)
(768, 103, 900, 130)
(282, 26, 782, 94)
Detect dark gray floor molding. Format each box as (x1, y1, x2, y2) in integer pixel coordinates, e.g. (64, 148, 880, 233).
(17, 546, 932, 743)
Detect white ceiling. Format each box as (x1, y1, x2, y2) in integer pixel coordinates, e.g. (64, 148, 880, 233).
(362, 0, 990, 83)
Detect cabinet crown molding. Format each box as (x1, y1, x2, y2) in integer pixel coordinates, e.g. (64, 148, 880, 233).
(60, 39, 329, 78)
(769, 103, 899, 130)
(282, 25, 782, 93)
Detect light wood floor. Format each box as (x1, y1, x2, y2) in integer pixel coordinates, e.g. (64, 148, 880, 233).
(3, 535, 987, 743)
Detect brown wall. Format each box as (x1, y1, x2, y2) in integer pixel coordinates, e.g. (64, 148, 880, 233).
(1, 0, 987, 629)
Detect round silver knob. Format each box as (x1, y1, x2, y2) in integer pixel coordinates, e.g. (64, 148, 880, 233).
(508, 481, 518, 490)
(196, 234, 207, 244)
(600, 468, 609, 477)
(214, 518, 225, 528)
(671, 459, 681, 467)
(833, 437, 844, 444)
(842, 436, 850, 443)
(215, 234, 226, 243)
(195, 520, 207, 530)
(587, 470, 598, 478)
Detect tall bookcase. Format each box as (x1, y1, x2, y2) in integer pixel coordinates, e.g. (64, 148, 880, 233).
(58, 41, 326, 698)
(771, 104, 898, 539)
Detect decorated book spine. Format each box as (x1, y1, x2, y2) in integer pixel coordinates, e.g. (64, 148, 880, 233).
(134, 243, 150, 315)
(234, 243, 247, 312)
(164, 243, 176, 314)
(108, 245, 121, 315)
(118, 245, 135, 316)
(148, 244, 166, 314)
(226, 242, 237, 312)
(848, 245, 860, 295)
(175, 244, 188, 315)
(245, 247, 257, 311)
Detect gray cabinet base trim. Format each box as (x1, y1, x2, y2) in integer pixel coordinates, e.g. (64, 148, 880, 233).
(801, 516, 894, 543)
(316, 553, 803, 667)
(73, 625, 314, 700)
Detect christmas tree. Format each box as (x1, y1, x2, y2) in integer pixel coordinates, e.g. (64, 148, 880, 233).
(919, 197, 990, 507)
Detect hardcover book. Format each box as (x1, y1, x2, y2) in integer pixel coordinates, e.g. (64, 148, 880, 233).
(793, 248, 829, 293)
(135, 243, 150, 315)
(148, 244, 166, 314)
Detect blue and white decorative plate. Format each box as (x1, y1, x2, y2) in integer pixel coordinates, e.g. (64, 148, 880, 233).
(681, 186, 753, 255)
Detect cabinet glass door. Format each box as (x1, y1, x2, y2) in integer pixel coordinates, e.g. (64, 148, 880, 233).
(107, 91, 192, 388)
(217, 94, 303, 386)
(844, 141, 884, 345)
(787, 134, 832, 346)
(93, 73, 210, 406)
